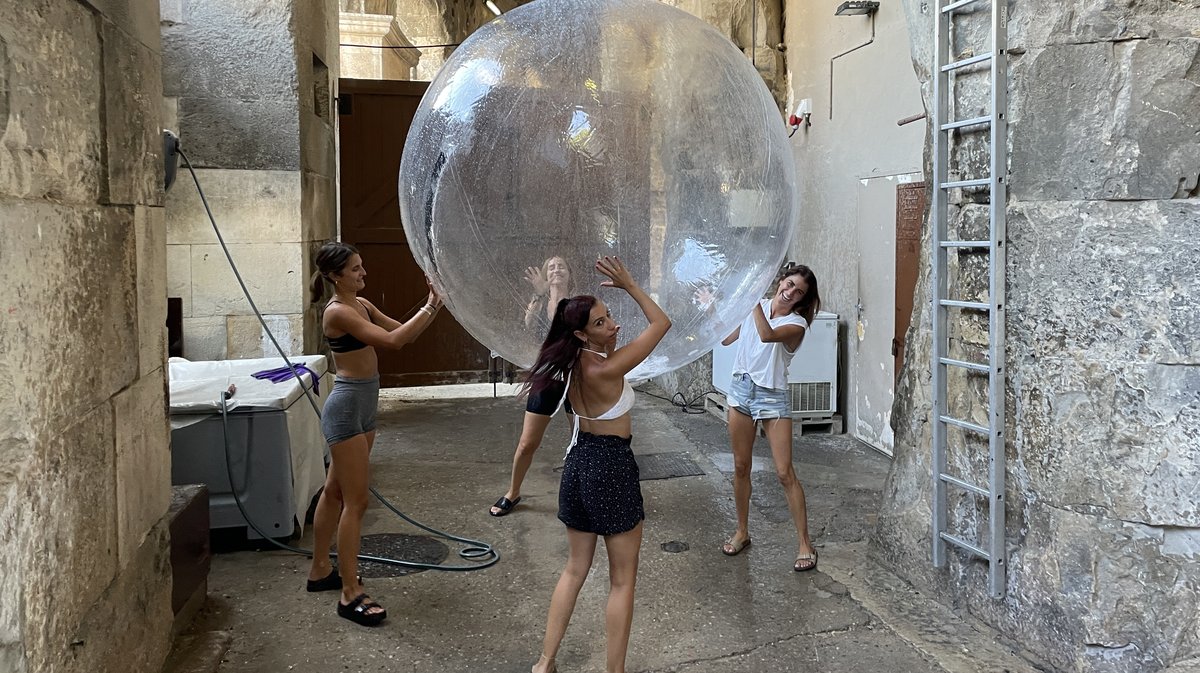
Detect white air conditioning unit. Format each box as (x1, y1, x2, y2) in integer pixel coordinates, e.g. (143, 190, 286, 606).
(711, 311, 839, 419)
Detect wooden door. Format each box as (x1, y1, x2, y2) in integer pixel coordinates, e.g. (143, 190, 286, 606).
(894, 182, 926, 382)
(338, 78, 491, 386)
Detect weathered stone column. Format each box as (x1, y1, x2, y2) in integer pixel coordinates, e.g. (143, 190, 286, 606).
(879, 2, 1200, 672)
(394, 0, 457, 81)
(162, 0, 340, 360)
(0, 1, 174, 671)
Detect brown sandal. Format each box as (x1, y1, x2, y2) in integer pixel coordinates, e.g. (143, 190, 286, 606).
(794, 551, 818, 572)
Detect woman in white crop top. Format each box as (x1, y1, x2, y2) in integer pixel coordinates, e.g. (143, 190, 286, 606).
(525, 256, 671, 673)
(720, 263, 822, 573)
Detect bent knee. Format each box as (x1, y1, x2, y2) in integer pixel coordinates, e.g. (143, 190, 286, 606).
(515, 440, 540, 457)
(341, 494, 370, 514)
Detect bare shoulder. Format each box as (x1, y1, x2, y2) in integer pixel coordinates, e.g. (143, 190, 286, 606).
(324, 300, 363, 328)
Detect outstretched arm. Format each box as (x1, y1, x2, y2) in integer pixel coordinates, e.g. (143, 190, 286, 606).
(596, 256, 671, 377)
(358, 298, 400, 331)
(523, 295, 545, 329)
(522, 266, 549, 329)
(331, 279, 443, 351)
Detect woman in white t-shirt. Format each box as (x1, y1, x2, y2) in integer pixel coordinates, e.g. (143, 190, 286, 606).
(719, 263, 822, 572)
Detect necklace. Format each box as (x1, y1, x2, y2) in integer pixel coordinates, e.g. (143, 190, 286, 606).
(581, 348, 608, 358)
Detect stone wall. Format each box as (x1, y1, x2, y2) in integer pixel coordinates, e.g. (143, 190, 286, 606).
(340, 8, 420, 80)
(0, 1, 173, 672)
(877, 2, 1200, 671)
(779, 0, 925, 452)
(162, 0, 339, 361)
(392, 0, 461, 80)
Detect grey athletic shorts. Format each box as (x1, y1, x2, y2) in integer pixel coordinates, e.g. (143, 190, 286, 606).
(320, 375, 380, 446)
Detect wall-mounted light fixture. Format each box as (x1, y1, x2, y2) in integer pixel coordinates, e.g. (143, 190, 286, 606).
(834, 1, 880, 16)
(788, 98, 813, 137)
(829, 1, 880, 119)
(485, 0, 502, 16)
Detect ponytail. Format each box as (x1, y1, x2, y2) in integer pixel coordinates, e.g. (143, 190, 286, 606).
(310, 270, 330, 304)
(524, 295, 596, 397)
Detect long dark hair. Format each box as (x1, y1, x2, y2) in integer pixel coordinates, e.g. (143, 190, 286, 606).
(310, 241, 359, 303)
(525, 295, 596, 397)
(776, 263, 821, 325)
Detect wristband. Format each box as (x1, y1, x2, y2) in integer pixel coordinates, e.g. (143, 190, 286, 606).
(421, 304, 437, 316)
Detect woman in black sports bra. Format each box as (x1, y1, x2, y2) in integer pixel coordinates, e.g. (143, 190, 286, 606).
(305, 242, 443, 627)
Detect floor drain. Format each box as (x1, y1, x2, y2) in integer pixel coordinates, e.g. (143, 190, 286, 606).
(636, 452, 705, 480)
(661, 540, 689, 553)
(339, 533, 450, 578)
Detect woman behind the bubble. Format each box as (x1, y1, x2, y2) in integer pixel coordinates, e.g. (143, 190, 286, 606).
(490, 255, 576, 517)
(528, 256, 671, 673)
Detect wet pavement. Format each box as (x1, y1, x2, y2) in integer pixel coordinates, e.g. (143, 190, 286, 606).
(171, 389, 1044, 673)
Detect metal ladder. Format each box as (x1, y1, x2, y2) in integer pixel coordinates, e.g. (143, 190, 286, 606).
(930, 0, 1009, 598)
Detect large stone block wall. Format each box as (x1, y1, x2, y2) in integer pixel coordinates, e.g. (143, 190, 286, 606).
(877, 2, 1200, 671)
(0, 1, 173, 672)
(163, 0, 339, 361)
(340, 11, 421, 80)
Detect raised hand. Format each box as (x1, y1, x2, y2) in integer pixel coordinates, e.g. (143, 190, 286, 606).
(596, 256, 636, 291)
(693, 286, 716, 313)
(426, 276, 444, 309)
(524, 266, 549, 296)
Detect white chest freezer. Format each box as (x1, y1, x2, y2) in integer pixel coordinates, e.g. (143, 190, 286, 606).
(168, 356, 332, 539)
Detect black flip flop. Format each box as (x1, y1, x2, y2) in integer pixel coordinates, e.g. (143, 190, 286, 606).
(489, 496, 521, 517)
(337, 593, 387, 627)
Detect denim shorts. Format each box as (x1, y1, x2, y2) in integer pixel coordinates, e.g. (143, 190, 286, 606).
(726, 373, 791, 420)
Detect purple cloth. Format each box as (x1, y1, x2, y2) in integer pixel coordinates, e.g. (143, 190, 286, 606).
(252, 364, 320, 396)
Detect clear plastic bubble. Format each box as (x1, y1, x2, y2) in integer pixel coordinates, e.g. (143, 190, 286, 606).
(399, 0, 796, 380)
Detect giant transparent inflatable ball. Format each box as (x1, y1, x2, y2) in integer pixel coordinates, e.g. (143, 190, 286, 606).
(399, 0, 797, 380)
